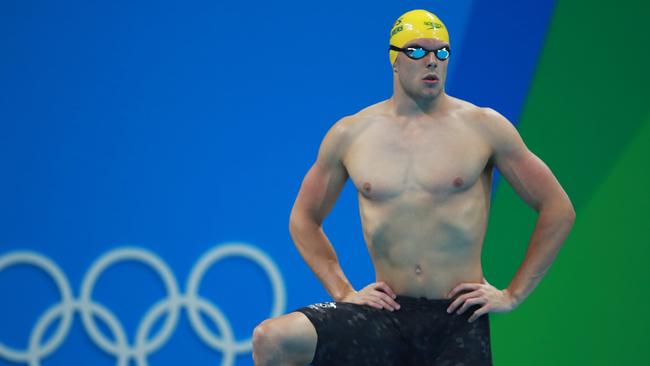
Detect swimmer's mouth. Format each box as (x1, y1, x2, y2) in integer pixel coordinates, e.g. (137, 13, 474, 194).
(422, 74, 439, 83)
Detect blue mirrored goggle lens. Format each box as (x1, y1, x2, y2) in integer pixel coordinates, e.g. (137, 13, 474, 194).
(435, 48, 450, 60)
(407, 47, 427, 59)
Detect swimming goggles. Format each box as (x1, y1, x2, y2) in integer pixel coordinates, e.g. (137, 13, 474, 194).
(389, 45, 451, 61)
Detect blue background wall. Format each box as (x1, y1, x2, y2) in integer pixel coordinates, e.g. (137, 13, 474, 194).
(0, 1, 554, 365)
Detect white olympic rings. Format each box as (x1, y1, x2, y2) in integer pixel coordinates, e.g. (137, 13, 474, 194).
(0, 242, 286, 366)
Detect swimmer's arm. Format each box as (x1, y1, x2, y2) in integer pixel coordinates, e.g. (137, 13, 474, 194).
(289, 118, 355, 301)
(484, 108, 576, 308)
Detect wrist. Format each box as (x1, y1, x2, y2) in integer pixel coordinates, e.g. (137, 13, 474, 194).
(334, 288, 357, 302)
(503, 288, 522, 309)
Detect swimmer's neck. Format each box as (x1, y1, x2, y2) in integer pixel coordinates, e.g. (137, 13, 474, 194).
(388, 89, 451, 119)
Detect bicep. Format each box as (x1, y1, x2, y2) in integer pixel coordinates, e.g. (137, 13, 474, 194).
(292, 159, 348, 225)
(291, 119, 351, 224)
(495, 146, 564, 212)
(488, 110, 567, 212)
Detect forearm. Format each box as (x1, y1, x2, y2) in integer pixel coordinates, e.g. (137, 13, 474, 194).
(289, 214, 355, 301)
(506, 201, 576, 307)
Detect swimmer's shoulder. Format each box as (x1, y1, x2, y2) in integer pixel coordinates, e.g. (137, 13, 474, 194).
(318, 100, 389, 161)
(446, 95, 512, 131)
(354, 99, 394, 119)
(325, 100, 389, 138)
(446, 95, 522, 155)
(445, 95, 484, 118)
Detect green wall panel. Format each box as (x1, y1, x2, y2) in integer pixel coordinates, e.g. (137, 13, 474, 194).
(483, 1, 650, 364)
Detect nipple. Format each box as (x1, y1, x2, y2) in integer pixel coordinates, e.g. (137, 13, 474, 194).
(453, 177, 464, 187)
(363, 182, 372, 192)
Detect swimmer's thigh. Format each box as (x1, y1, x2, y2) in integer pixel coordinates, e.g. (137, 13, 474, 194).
(295, 302, 408, 366)
(434, 313, 493, 366)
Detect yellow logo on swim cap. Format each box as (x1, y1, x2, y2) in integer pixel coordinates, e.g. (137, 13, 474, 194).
(389, 9, 450, 65)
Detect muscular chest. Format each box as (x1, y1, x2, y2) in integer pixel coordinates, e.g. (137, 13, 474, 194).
(343, 121, 491, 200)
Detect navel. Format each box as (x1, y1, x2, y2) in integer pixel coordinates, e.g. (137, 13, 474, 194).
(453, 177, 464, 187)
(414, 264, 422, 276)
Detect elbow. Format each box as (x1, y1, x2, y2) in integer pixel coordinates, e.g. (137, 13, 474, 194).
(540, 197, 576, 225)
(289, 208, 321, 238)
(566, 202, 576, 227)
(563, 194, 576, 224)
(288, 209, 300, 237)
(557, 200, 576, 228)
(288, 212, 300, 238)
(567, 203, 576, 224)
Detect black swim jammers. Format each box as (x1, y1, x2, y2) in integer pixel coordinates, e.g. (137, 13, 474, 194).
(294, 295, 492, 365)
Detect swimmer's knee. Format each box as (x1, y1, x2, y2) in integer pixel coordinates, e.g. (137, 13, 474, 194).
(252, 319, 280, 365)
(252, 319, 274, 351)
(252, 315, 316, 366)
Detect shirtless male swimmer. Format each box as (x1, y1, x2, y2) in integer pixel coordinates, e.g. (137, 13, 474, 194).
(252, 9, 576, 366)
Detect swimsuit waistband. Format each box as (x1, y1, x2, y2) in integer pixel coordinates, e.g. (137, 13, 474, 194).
(394, 295, 452, 307)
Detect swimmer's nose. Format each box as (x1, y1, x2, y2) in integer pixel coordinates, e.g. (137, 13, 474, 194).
(426, 54, 438, 69)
